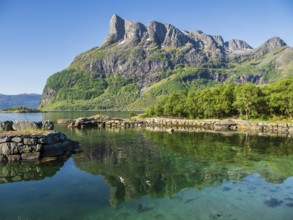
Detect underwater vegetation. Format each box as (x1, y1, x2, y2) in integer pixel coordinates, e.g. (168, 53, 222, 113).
(264, 197, 283, 208)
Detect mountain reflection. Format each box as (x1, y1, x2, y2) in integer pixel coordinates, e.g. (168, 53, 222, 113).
(72, 128, 293, 207)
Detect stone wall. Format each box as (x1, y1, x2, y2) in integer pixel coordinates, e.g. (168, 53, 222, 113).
(61, 116, 293, 137)
(0, 120, 54, 132)
(67, 116, 146, 128)
(144, 118, 293, 135)
(0, 132, 78, 162)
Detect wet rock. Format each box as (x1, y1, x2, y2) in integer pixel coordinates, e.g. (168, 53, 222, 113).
(7, 155, 21, 162)
(21, 152, 40, 160)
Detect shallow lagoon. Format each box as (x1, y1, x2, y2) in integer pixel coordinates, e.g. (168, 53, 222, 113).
(0, 112, 293, 219)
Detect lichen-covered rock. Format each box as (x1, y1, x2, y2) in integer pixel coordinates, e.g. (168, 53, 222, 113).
(12, 121, 39, 131)
(21, 152, 40, 160)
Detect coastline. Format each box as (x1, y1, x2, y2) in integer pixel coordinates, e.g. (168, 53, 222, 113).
(60, 115, 293, 138)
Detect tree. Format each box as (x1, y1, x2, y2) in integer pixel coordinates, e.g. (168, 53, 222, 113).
(233, 83, 262, 119)
(266, 78, 293, 118)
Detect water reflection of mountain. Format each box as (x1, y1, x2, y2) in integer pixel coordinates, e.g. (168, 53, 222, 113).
(0, 159, 67, 184)
(72, 128, 293, 207)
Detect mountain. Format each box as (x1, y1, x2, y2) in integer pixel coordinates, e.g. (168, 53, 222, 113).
(40, 14, 293, 110)
(0, 93, 41, 109)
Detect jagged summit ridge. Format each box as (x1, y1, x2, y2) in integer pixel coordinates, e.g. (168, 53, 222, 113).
(104, 14, 254, 52)
(70, 14, 289, 88)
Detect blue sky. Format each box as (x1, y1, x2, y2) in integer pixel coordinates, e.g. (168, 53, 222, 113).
(0, 0, 292, 95)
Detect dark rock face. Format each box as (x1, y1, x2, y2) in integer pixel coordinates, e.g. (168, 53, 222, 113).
(148, 21, 167, 45)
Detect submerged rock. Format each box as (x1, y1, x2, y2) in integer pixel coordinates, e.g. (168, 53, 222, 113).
(264, 197, 283, 208)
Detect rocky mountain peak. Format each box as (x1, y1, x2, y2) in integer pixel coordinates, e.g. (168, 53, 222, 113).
(225, 39, 253, 51)
(106, 14, 125, 44)
(147, 21, 167, 45)
(124, 20, 147, 43)
(262, 37, 287, 50)
(213, 35, 224, 47)
(105, 14, 147, 45)
(163, 24, 190, 47)
(252, 37, 287, 58)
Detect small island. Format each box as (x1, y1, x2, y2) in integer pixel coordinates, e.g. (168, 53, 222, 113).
(0, 106, 42, 113)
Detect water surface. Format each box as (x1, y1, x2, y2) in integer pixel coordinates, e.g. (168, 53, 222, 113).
(0, 112, 293, 219)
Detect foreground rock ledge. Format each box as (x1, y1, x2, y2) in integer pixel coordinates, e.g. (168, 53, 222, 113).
(0, 120, 79, 162)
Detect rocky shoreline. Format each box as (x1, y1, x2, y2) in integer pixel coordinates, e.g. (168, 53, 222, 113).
(0, 121, 79, 162)
(61, 116, 293, 137)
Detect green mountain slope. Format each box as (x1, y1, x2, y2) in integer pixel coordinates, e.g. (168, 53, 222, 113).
(40, 15, 293, 110)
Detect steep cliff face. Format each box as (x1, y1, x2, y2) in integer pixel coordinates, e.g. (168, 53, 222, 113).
(40, 15, 293, 110)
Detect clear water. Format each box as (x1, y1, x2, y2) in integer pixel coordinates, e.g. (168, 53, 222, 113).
(0, 112, 293, 220)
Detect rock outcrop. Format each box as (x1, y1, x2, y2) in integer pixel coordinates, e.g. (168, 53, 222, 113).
(0, 120, 54, 132)
(0, 120, 79, 162)
(0, 132, 79, 162)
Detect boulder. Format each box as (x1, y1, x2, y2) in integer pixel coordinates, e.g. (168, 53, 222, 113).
(0, 121, 13, 131)
(12, 121, 39, 131)
(41, 120, 54, 130)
